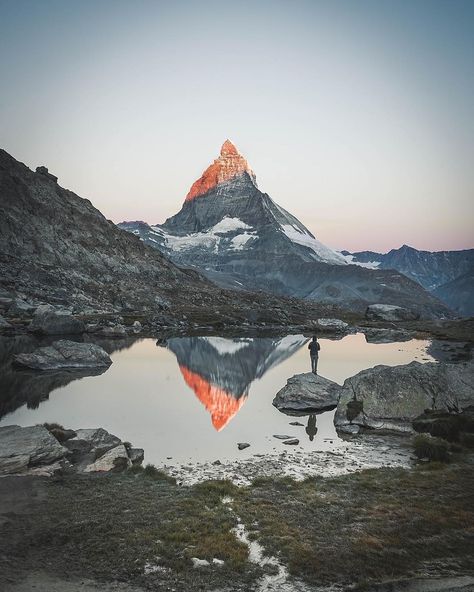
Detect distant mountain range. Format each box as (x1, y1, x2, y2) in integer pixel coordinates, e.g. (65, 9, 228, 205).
(120, 140, 450, 318)
(342, 245, 474, 316)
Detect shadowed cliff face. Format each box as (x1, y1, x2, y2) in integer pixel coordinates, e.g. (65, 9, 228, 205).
(166, 335, 308, 430)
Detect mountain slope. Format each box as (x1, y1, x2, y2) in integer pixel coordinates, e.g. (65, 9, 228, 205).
(120, 141, 450, 319)
(433, 272, 474, 317)
(344, 245, 474, 316)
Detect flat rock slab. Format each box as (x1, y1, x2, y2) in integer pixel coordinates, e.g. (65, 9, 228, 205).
(0, 425, 67, 475)
(363, 327, 413, 344)
(273, 372, 342, 416)
(14, 340, 112, 371)
(273, 434, 292, 439)
(335, 360, 474, 433)
(237, 443, 250, 450)
(282, 438, 299, 445)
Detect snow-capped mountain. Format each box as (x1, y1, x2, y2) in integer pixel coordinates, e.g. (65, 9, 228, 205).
(119, 141, 450, 318)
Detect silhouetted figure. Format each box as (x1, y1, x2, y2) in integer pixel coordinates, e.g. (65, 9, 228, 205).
(306, 414, 317, 441)
(308, 336, 320, 374)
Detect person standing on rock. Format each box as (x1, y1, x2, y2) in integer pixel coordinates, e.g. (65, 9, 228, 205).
(308, 336, 320, 374)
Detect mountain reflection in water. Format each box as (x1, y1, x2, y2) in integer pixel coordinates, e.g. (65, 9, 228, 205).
(165, 335, 308, 430)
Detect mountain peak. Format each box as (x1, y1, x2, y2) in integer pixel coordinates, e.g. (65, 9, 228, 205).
(185, 140, 256, 202)
(220, 139, 238, 156)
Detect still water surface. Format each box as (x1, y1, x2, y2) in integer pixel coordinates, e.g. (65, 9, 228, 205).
(0, 333, 434, 465)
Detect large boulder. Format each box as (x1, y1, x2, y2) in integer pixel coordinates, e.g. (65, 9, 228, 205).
(335, 361, 474, 433)
(273, 372, 342, 416)
(365, 304, 420, 322)
(29, 310, 85, 335)
(64, 427, 121, 459)
(14, 340, 112, 371)
(83, 444, 131, 472)
(0, 425, 68, 475)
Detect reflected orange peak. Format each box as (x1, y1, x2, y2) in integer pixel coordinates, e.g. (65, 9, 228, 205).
(179, 364, 247, 431)
(185, 140, 256, 202)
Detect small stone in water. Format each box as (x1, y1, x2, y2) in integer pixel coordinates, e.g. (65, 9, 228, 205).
(238, 443, 250, 450)
(273, 434, 292, 439)
(283, 438, 299, 445)
(289, 421, 304, 426)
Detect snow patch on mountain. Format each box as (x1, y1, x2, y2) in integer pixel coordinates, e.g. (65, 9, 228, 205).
(149, 217, 255, 253)
(340, 253, 381, 269)
(280, 224, 347, 266)
(231, 232, 256, 250)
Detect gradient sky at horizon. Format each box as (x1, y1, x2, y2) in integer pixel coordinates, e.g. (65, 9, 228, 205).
(1, 0, 473, 252)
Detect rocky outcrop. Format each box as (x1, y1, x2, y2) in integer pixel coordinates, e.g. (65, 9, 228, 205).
(273, 372, 341, 416)
(83, 444, 131, 472)
(13, 340, 112, 370)
(29, 310, 85, 335)
(365, 304, 420, 322)
(0, 424, 143, 476)
(36, 165, 58, 183)
(64, 427, 121, 459)
(335, 361, 474, 433)
(0, 425, 68, 475)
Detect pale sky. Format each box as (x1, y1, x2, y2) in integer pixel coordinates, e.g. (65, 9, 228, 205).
(1, 0, 473, 252)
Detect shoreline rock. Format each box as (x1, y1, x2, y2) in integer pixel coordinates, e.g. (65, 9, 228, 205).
(0, 424, 143, 476)
(335, 360, 474, 433)
(273, 372, 341, 416)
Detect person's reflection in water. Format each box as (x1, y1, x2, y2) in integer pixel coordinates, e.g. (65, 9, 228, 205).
(308, 335, 320, 374)
(306, 414, 317, 441)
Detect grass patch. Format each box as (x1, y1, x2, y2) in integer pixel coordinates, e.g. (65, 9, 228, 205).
(143, 463, 176, 483)
(413, 434, 450, 462)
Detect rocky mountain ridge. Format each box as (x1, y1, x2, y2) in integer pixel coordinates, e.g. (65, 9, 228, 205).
(343, 245, 474, 316)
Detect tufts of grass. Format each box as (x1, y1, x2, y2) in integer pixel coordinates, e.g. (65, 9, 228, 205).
(193, 479, 240, 502)
(143, 463, 176, 484)
(413, 434, 450, 462)
(42, 422, 65, 431)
